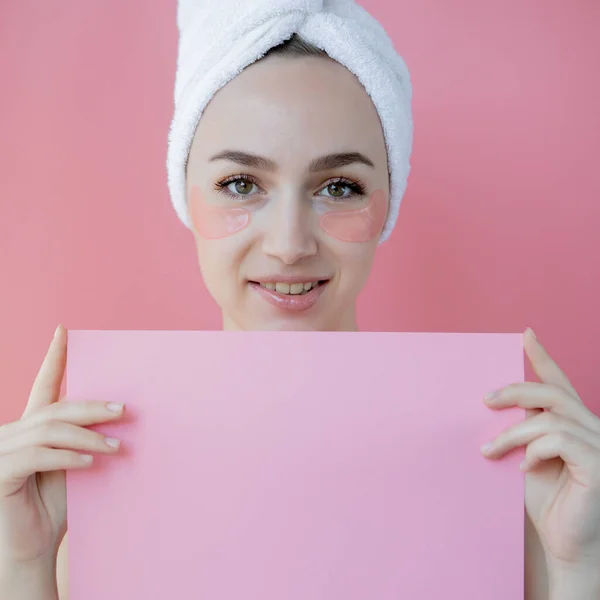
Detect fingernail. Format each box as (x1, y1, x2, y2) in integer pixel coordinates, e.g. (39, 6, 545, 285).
(80, 454, 94, 464)
(484, 390, 499, 402)
(105, 437, 121, 449)
(519, 460, 528, 470)
(480, 442, 494, 454)
(54, 325, 61, 339)
(106, 402, 124, 414)
(527, 327, 537, 341)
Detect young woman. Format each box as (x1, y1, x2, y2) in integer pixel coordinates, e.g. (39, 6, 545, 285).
(1, 6, 599, 600)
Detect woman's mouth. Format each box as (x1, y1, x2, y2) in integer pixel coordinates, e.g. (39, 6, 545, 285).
(248, 279, 329, 311)
(259, 280, 324, 295)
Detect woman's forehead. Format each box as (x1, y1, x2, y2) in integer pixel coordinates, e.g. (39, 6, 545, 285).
(191, 57, 385, 165)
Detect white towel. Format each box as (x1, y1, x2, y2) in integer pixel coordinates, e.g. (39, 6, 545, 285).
(166, 0, 413, 243)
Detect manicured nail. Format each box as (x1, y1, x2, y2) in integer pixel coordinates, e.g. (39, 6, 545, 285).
(526, 327, 537, 341)
(480, 442, 494, 454)
(484, 390, 499, 402)
(105, 437, 121, 449)
(54, 325, 61, 339)
(106, 402, 124, 414)
(80, 454, 94, 464)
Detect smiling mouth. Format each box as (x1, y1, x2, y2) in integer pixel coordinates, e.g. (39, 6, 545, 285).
(248, 280, 329, 296)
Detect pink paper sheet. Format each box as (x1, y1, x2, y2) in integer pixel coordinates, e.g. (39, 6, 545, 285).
(66, 331, 524, 599)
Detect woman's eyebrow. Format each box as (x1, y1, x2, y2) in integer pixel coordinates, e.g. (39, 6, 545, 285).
(208, 151, 375, 171)
(309, 152, 374, 171)
(209, 150, 277, 170)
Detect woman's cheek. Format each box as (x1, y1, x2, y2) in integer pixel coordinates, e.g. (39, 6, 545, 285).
(319, 189, 387, 243)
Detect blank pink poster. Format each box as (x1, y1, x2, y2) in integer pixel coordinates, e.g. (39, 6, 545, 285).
(66, 331, 525, 599)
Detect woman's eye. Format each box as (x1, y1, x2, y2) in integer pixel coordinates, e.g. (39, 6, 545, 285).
(228, 179, 257, 195)
(320, 182, 351, 199)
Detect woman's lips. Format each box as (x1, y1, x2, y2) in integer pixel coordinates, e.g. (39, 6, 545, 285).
(249, 281, 328, 312)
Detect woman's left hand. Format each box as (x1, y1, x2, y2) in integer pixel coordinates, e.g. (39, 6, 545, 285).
(481, 328, 600, 596)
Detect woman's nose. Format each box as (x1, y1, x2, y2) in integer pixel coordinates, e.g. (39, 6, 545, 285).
(261, 196, 317, 265)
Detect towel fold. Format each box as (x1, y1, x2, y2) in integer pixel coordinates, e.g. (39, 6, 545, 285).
(167, 0, 413, 243)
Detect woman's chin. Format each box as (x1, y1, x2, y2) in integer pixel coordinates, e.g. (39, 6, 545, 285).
(226, 308, 335, 331)
(240, 317, 326, 332)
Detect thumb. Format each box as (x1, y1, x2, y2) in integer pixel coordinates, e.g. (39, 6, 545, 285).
(523, 327, 580, 401)
(22, 324, 68, 419)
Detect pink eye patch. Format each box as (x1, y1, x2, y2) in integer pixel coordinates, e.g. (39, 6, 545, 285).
(319, 189, 387, 243)
(189, 185, 250, 239)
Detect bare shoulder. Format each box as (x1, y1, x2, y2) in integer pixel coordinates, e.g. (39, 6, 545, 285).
(57, 534, 69, 600)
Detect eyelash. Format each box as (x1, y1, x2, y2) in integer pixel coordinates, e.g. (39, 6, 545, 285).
(214, 173, 260, 196)
(214, 173, 367, 199)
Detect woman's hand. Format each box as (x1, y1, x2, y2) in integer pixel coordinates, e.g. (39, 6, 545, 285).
(0, 325, 125, 581)
(481, 328, 600, 598)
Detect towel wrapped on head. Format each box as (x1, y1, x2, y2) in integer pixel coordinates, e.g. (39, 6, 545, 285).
(167, 0, 413, 243)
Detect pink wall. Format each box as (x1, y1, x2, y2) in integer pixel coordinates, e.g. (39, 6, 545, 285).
(1, 0, 599, 425)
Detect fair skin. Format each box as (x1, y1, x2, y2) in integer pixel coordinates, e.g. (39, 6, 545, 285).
(186, 53, 389, 332)
(0, 54, 599, 600)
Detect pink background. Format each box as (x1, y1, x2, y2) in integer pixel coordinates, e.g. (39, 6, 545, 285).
(1, 0, 599, 424)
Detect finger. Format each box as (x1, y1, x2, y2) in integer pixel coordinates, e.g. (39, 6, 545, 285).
(0, 448, 93, 495)
(481, 412, 600, 459)
(0, 421, 121, 456)
(22, 325, 67, 418)
(525, 407, 543, 420)
(4, 400, 125, 438)
(523, 328, 580, 400)
(484, 381, 593, 426)
(520, 432, 599, 486)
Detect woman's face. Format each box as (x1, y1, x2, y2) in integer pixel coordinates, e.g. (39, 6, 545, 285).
(186, 54, 390, 331)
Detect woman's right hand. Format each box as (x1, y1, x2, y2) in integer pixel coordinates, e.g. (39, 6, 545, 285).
(0, 324, 124, 576)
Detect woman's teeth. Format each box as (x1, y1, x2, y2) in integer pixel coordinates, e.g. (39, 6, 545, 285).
(258, 281, 320, 295)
